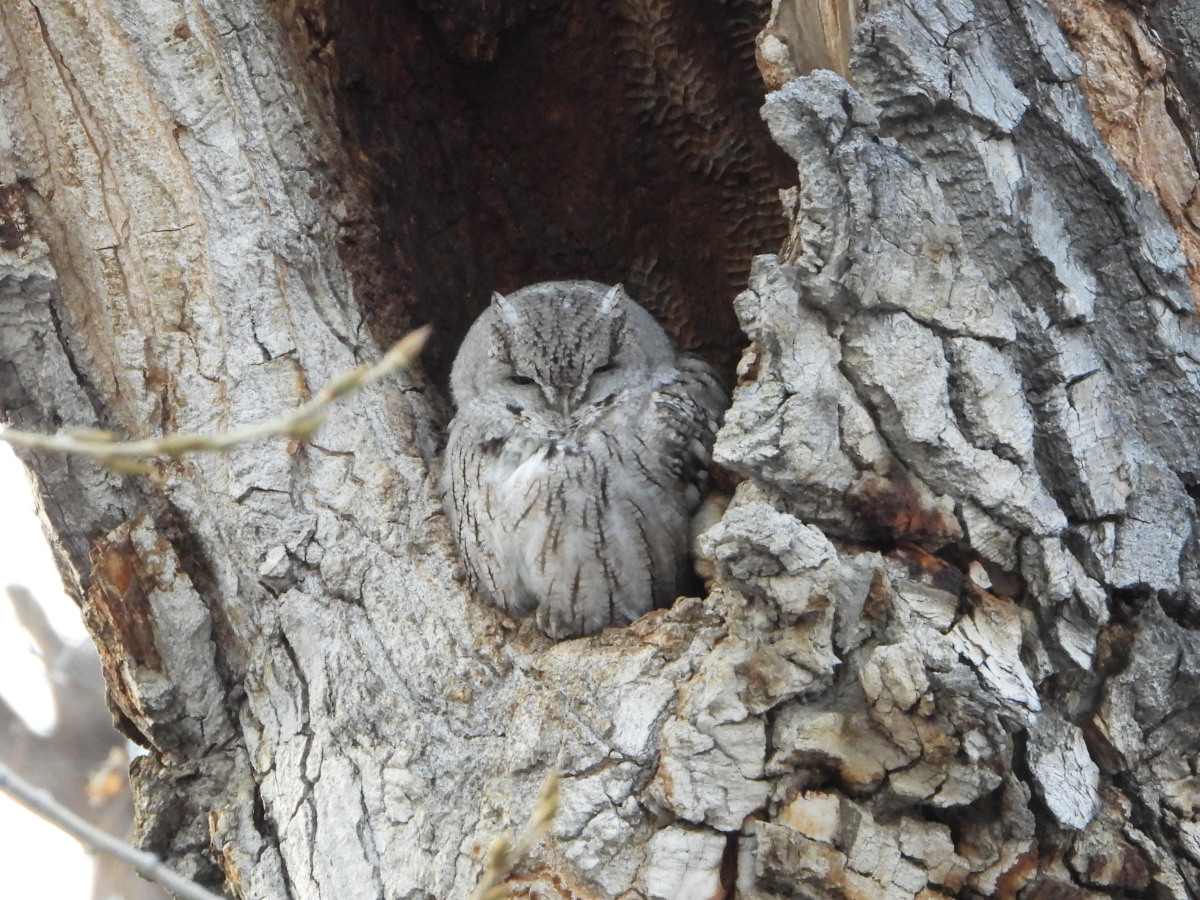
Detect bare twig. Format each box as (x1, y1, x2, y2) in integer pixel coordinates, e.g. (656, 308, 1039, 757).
(469, 770, 561, 900)
(0, 327, 430, 466)
(0, 760, 226, 900)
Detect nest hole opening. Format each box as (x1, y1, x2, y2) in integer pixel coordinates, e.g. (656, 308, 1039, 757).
(309, 0, 795, 387)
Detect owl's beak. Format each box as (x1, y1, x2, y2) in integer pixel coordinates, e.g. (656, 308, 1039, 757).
(563, 383, 591, 418)
(543, 386, 573, 419)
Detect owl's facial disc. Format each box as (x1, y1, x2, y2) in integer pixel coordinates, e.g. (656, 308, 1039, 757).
(491, 283, 627, 415)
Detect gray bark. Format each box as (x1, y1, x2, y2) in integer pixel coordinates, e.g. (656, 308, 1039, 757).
(2, 1, 1199, 899)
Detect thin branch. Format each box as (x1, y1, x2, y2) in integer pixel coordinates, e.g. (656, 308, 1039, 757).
(0, 327, 430, 466)
(0, 760, 226, 900)
(469, 770, 561, 900)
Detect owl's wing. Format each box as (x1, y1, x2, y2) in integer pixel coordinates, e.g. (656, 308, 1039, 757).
(647, 355, 729, 509)
(443, 408, 534, 614)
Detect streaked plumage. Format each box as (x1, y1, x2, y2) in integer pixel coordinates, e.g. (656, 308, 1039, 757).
(444, 281, 726, 639)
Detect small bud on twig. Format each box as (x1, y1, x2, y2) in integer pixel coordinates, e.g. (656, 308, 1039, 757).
(468, 769, 560, 900)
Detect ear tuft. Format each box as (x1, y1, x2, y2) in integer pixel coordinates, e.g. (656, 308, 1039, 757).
(491, 291, 521, 328)
(599, 284, 624, 316)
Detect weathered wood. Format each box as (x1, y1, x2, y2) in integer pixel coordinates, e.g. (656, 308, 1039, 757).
(3, 0, 1200, 898)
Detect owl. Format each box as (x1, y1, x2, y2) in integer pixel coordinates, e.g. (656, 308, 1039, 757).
(443, 281, 727, 639)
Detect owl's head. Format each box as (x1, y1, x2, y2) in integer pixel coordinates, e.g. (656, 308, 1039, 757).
(450, 281, 675, 416)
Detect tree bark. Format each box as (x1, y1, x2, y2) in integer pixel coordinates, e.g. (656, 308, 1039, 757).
(2, 1, 1200, 899)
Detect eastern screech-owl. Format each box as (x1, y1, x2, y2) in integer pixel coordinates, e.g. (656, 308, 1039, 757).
(444, 281, 727, 639)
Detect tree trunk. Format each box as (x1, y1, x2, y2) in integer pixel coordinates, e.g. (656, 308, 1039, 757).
(2, 0, 1200, 898)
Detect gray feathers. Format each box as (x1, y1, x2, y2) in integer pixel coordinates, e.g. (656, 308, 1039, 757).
(444, 281, 727, 639)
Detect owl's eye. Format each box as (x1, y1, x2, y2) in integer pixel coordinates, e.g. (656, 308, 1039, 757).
(593, 363, 617, 375)
(509, 374, 536, 386)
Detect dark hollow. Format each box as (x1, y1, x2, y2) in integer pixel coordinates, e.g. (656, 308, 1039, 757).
(312, 0, 793, 386)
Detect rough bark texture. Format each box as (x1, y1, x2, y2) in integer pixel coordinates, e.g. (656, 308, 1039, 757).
(3, 1, 1200, 900)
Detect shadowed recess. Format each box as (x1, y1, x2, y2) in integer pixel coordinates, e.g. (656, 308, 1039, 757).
(291, 0, 793, 385)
